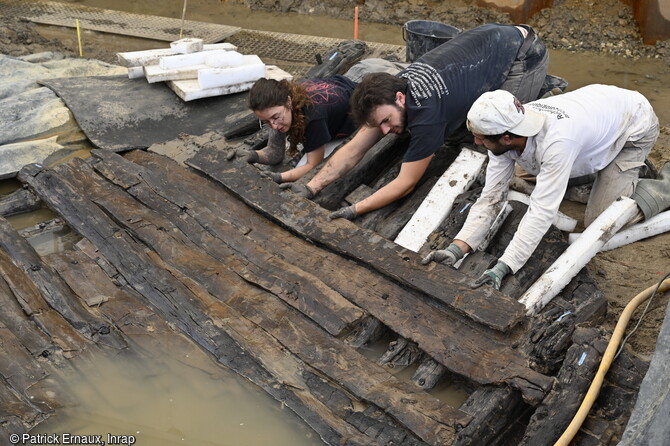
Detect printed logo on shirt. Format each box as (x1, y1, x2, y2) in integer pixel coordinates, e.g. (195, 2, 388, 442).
(528, 102, 570, 120)
(399, 63, 449, 107)
(513, 97, 525, 114)
(303, 80, 345, 105)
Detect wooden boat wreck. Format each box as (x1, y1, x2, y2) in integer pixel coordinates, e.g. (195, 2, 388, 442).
(0, 12, 655, 446)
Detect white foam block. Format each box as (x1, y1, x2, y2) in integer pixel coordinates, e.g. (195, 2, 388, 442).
(117, 43, 237, 68)
(197, 55, 265, 89)
(144, 63, 209, 83)
(169, 38, 204, 54)
(169, 65, 292, 101)
(205, 50, 244, 68)
(127, 66, 144, 79)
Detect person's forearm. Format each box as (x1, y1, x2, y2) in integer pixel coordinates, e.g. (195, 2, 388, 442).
(354, 179, 415, 215)
(280, 163, 315, 182)
(307, 126, 382, 193)
(307, 150, 361, 192)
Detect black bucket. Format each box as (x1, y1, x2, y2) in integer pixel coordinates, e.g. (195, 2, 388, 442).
(402, 20, 461, 63)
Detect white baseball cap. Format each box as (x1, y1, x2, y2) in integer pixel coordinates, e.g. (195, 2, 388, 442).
(467, 90, 545, 137)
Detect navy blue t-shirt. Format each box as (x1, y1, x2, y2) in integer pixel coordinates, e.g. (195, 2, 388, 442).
(300, 75, 357, 153)
(400, 23, 525, 162)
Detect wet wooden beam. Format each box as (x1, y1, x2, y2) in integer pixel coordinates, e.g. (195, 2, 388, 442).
(186, 145, 527, 332)
(411, 358, 448, 391)
(19, 160, 471, 445)
(85, 154, 367, 338)
(0, 186, 42, 217)
(519, 327, 608, 445)
(310, 133, 408, 210)
(0, 272, 55, 357)
(108, 149, 552, 403)
(0, 217, 126, 350)
(377, 337, 423, 369)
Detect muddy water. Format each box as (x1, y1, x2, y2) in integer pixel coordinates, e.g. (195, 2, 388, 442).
(9, 1, 670, 443)
(34, 338, 322, 446)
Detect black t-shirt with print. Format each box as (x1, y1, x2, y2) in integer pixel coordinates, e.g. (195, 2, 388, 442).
(400, 23, 524, 162)
(301, 75, 357, 153)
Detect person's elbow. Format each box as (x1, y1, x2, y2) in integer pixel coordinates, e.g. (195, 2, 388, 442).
(394, 176, 419, 198)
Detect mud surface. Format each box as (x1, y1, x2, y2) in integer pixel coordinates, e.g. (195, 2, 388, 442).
(1, 0, 670, 357)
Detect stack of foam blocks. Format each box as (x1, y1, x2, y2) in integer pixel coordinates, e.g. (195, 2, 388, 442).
(116, 38, 292, 101)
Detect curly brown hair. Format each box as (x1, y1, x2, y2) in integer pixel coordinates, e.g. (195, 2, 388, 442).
(248, 78, 312, 157)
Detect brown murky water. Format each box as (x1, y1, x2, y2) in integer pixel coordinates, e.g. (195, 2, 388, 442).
(8, 1, 670, 444)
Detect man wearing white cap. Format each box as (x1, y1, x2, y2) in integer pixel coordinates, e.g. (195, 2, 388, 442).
(423, 84, 659, 290)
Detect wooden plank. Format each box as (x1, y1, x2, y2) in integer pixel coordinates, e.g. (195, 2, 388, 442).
(186, 145, 527, 332)
(119, 149, 553, 404)
(519, 327, 608, 446)
(19, 161, 467, 445)
(0, 270, 55, 357)
(68, 157, 469, 445)
(83, 155, 367, 338)
(151, 251, 466, 446)
(0, 217, 126, 350)
(0, 236, 90, 355)
(44, 250, 178, 338)
(0, 186, 42, 217)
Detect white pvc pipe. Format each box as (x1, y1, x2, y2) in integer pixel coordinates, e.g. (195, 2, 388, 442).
(507, 190, 578, 232)
(568, 209, 670, 251)
(519, 197, 640, 316)
(395, 148, 487, 252)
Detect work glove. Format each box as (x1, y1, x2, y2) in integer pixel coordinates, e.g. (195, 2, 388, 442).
(262, 171, 283, 184)
(279, 182, 315, 199)
(226, 146, 259, 163)
(421, 243, 464, 266)
(327, 205, 357, 221)
(471, 260, 511, 290)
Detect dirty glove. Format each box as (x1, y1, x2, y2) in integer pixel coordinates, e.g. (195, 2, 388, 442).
(327, 205, 357, 221)
(279, 182, 315, 199)
(471, 260, 511, 290)
(227, 146, 259, 163)
(421, 243, 464, 266)
(262, 171, 283, 184)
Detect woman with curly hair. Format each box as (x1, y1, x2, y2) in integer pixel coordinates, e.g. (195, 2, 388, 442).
(245, 75, 358, 183)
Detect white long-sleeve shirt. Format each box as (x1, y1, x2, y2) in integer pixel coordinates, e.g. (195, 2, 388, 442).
(455, 84, 657, 272)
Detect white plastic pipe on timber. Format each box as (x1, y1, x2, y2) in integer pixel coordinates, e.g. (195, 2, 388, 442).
(567, 209, 670, 251)
(394, 148, 487, 252)
(507, 190, 578, 232)
(519, 196, 640, 316)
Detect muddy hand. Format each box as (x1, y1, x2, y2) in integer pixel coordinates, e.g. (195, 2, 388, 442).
(227, 145, 259, 163)
(327, 205, 357, 221)
(279, 182, 315, 199)
(421, 242, 464, 266)
(262, 171, 283, 184)
(471, 260, 511, 290)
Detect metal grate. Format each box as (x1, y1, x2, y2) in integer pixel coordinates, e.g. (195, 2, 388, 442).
(0, 0, 239, 43)
(228, 30, 405, 77)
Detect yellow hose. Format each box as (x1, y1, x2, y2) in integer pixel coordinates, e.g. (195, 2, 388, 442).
(555, 277, 670, 446)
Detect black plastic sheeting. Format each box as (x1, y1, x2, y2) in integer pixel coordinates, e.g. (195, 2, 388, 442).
(620, 283, 670, 446)
(40, 75, 253, 151)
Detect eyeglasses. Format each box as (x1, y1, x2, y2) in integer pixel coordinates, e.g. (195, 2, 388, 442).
(258, 106, 287, 129)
